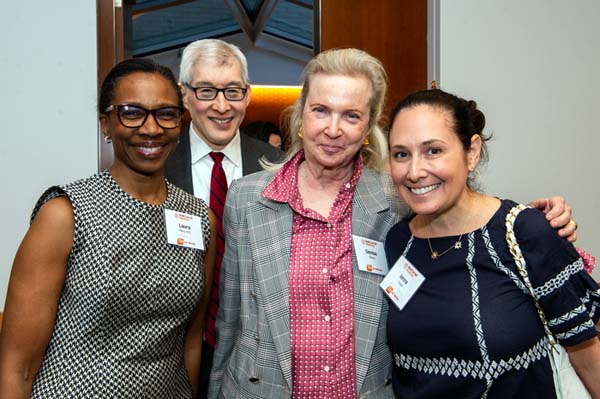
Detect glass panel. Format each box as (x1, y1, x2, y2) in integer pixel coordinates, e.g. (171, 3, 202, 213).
(240, 0, 264, 21)
(293, 0, 312, 6)
(134, 0, 173, 5)
(264, 0, 312, 48)
(132, 0, 240, 56)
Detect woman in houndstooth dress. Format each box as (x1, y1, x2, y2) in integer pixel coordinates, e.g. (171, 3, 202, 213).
(0, 59, 216, 398)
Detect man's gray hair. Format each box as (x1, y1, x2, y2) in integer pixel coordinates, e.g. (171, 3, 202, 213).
(179, 39, 249, 85)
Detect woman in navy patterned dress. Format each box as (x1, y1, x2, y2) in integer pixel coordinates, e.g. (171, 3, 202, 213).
(385, 89, 600, 398)
(0, 59, 216, 398)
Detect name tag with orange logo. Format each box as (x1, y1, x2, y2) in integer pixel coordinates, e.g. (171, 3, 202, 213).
(164, 209, 204, 250)
(352, 235, 389, 276)
(380, 256, 424, 310)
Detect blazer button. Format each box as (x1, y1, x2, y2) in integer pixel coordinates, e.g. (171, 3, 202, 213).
(384, 378, 392, 386)
(249, 377, 260, 383)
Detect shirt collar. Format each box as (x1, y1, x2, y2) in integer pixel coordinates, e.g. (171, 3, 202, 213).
(263, 150, 363, 204)
(189, 123, 242, 167)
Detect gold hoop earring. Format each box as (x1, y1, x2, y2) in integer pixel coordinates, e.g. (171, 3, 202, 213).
(363, 135, 370, 146)
(298, 127, 303, 139)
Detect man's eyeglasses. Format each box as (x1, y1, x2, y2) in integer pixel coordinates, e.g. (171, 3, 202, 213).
(183, 83, 248, 101)
(104, 104, 183, 129)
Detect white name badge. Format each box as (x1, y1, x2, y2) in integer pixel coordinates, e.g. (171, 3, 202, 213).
(380, 256, 425, 311)
(352, 235, 389, 276)
(164, 209, 205, 250)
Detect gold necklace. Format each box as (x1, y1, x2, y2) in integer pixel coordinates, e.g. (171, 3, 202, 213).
(427, 234, 464, 260)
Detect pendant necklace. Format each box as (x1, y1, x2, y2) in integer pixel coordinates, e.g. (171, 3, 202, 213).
(427, 234, 464, 260)
(425, 198, 479, 260)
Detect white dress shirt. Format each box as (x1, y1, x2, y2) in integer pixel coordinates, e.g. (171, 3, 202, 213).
(189, 124, 243, 204)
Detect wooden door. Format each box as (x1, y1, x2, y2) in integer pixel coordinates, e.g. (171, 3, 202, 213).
(318, 0, 428, 122)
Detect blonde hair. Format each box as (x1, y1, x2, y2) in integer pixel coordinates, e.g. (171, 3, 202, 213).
(269, 48, 388, 171)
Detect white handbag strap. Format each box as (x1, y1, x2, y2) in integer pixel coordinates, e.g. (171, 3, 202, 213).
(505, 204, 559, 348)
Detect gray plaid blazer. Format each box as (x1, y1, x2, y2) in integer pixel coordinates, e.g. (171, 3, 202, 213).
(208, 167, 409, 399)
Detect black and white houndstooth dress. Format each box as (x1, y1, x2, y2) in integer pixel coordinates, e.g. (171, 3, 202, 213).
(30, 171, 210, 398)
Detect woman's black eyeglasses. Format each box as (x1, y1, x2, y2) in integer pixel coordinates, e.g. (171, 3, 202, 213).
(105, 104, 184, 129)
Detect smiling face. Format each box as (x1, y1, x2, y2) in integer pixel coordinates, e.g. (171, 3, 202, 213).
(301, 73, 372, 172)
(388, 105, 481, 218)
(183, 58, 251, 150)
(100, 72, 181, 178)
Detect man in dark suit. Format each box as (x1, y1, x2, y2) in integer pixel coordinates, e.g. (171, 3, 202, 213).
(164, 39, 282, 398)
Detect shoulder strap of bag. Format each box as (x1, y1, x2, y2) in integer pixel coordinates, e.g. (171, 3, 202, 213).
(505, 204, 560, 348)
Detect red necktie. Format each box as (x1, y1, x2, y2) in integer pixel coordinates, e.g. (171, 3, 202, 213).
(206, 151, 227, 348)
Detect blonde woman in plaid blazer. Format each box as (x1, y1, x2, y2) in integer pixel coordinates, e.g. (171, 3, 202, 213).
(208, 49, 408, 398)
(210, 167, 407, 398)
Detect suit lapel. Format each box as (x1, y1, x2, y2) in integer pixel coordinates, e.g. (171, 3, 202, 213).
(247, 195, 294, 388)
(351, 169, 392, 393)
(239, 133, 256, 175)
(164, 125, 194, 194)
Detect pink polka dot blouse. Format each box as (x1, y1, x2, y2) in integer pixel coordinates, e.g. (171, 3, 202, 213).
(263, 151, 363, 398)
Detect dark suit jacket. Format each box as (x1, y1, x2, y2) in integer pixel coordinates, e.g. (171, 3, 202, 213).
(165, 125, 284, 194)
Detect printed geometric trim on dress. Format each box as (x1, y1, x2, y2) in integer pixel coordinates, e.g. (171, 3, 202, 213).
(393, 336, 550, 381)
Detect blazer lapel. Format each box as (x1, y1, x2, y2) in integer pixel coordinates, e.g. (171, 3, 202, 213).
(246, 195, 294, 389)
(164, 125, 194, 194)
(351, 169, 393, 393)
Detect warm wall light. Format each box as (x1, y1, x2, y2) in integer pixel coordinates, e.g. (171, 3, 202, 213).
(244, 85, 302, 127)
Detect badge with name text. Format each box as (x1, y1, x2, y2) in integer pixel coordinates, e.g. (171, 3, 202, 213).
(164, 209, 205, 250)
(380, 256, 425, 311)
(352, 235, 389, 276)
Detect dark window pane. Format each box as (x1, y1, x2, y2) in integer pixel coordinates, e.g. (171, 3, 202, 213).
(132, 0, 240, 56)
(264, 1, 312, 48)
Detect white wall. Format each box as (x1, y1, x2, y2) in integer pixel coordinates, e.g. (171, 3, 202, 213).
(439, 1, 600, 279)
(0, 3, 98, 309)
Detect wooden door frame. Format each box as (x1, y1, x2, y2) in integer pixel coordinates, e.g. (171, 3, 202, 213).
(97, 0, 131, 170)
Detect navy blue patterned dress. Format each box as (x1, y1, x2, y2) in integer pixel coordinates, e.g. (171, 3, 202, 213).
(30, 171, 210, 398)
(386, 199, 600, 399)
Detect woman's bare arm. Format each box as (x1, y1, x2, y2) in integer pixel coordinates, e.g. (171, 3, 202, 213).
(0, 197, 73, 398)
(567, 337, 600, 398)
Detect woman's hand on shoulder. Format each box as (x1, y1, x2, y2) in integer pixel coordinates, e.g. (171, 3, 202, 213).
(0, 196, 74, 397)
(528, 196, 576, 242)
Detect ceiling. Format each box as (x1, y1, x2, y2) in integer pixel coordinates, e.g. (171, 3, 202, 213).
(130, 0, 313, 56)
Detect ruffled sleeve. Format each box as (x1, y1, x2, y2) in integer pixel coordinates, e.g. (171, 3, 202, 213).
(514, 207, 600, 347)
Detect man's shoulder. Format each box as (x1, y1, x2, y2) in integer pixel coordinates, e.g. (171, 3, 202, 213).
(166, 125, 191, 167)
(239, 131, 284, 160)
(164, 126, 192, 192)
